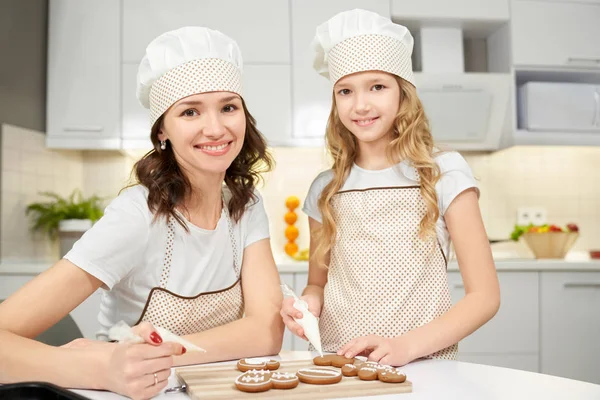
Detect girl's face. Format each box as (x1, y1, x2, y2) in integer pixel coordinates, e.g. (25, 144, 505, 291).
(333, 71, 400, 147)
(159, 91, 246, 177)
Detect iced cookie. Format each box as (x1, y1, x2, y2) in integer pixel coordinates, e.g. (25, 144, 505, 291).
(357, 366, 378, 381)
(341, 363, 359, 377)
(378, 368, 407, 383)
(296, 367, 343, 385)
(237, 357, 280, 372)
(313, 354, 356, 368)
(270, 372, 300, 389)
(234, 371, 272, 393)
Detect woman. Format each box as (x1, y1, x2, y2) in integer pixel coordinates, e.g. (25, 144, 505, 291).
(0, 26, 283, 399)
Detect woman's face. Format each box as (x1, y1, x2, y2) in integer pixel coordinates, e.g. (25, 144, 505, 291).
(159, 91, 246, 177)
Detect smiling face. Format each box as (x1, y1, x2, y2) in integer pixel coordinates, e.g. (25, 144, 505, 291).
(158, 91, 246, 177)
(333, 71, 401, 148)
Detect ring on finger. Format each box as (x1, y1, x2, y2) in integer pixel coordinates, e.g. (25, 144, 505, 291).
(154, 372, 158, 386)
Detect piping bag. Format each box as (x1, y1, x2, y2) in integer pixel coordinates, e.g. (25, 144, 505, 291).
(281, 283, 323, 357)
(108, 321, 206, 352)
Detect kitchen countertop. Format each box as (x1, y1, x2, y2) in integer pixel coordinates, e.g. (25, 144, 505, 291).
(71, 350, 600, 400)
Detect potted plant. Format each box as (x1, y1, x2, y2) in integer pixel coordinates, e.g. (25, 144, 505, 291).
(26, 190, 105, 257)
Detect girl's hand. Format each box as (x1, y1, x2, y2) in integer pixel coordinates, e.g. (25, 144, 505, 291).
(280, 295, 321, 340)
(337, 335, 412, 367)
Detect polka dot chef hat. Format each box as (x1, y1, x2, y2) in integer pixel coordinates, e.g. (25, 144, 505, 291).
(136, 26, 243, 127)
(311, 9, 415, 87)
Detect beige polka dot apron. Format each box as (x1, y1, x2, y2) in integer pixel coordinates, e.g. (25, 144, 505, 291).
(317, 186, 457, 360)
(135, 205, 244, 336)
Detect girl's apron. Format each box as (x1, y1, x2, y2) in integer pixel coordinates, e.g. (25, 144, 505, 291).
(317, 186, 457, 360)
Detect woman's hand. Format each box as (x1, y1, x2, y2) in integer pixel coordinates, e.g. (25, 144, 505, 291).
(337, 335, 413, 367)
(280, 295, 322, 341)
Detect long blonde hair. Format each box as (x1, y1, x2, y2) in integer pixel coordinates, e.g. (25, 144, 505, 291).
(313, 76, 441, 268)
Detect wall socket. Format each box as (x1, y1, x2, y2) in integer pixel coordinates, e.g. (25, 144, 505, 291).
(517, 207, 547, 226)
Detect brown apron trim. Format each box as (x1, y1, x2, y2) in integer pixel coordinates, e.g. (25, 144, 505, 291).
(336, 185, 421, 194)
(134, 277, 242, 326)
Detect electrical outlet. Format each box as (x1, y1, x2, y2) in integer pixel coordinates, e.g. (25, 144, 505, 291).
(517, 207, 547, 225)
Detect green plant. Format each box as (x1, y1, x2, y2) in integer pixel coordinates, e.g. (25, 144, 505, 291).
(25, 190, 104, 239)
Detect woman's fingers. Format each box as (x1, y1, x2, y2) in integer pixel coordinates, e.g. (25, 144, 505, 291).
(131, 321, 163, 346)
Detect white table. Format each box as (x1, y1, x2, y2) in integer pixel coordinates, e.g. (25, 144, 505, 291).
(73, 351, 600, 400)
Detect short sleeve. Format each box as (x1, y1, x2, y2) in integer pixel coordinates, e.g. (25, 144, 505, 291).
(435, 152, 479, 216)
(302, 170, 334, 223)
(242, 190, 270, 248)
(64, 187, 150, 289)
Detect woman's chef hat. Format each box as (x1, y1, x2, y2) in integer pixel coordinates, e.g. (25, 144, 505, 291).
(137, 26, 243, 126)
(311, 9, 415, 86)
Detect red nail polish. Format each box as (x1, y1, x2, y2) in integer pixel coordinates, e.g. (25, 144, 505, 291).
(181, 346, 187, 354)
(150, 332, 162, 344)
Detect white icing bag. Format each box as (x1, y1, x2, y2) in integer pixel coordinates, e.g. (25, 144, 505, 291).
(108, 320, 206, 352)
(281, 284, 323, 356)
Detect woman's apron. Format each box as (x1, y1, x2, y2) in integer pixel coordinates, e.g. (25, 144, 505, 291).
(317, 186, 457, 360)
(135, 205, 244, 336)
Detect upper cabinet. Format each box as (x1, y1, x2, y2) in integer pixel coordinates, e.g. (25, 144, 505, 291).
(511, 1, 600, 69)
(122, 0, 290, 64)
(46, 0, 121, 149)
(392, 0, 509, 21)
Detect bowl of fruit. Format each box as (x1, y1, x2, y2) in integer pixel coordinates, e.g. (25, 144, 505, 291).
(511, 223, 579, 259)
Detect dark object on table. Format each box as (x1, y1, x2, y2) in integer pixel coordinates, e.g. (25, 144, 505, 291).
(0, 382, 91, 400)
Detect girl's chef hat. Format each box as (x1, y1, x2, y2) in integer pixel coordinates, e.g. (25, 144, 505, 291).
(136, 26, 243, 126)
(311, 9, 415, 87)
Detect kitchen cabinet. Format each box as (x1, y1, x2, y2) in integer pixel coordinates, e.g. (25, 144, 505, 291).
(279, 271, 309, 351)
(122, 0, 290, 64)
(511, 1, 600, 69)
(290, 0, 390, 144)
(449, 271, 540, 372)
(540, 272, 600, 384)
(121, 64, 152, 150)
(46, 0, 121, 150)
(391, 0, 509, 21)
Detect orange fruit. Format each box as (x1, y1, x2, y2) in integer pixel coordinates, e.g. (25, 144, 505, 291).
(284, 242, 298, 256)
(285, 196, 300, 210)
(285, 225, 299, 241)
(284, 211, 297, 225)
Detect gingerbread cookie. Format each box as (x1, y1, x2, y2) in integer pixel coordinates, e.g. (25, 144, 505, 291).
(357, 366, 378, 381)
(236, 357, 280, 372)
(341, 363, 359, 377)
(296, 367, 343, 385)
(378, 368, 407, 383)
(234, 371, 272, 393)
(313, 354, 356, 368)
(270, 372, 300, 389)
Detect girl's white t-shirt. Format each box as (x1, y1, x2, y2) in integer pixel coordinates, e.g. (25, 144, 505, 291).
(303, 151, 479, 260)
(65, 185, 270, 340)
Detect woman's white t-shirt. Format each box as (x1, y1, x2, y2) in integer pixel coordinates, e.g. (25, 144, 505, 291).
(302, 151, 479, 259)
(65, 185, 270, 340)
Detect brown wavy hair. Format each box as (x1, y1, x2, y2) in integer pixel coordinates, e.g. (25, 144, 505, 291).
(313, 76, 441, 268)
(130, 98, 273, 228)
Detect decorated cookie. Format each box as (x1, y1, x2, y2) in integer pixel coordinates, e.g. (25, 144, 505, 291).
(378, 368, 407, 383)
(341, 363, 359, 377)
(236, 358, 280, 372)
(313, 354, 356, 368)
(270, 372, 300, 389)
(357, 366, 378, 381)
(234, 371, 272, 393)
(296, 367, 343, 385)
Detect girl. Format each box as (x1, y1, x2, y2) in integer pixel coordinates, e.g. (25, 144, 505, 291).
(0, 26, 284, 399)
(281, 9, 500, 366)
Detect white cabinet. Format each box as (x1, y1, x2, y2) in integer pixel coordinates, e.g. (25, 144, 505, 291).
(511, 1, 600, 69)
(540, 272, 600, 384)
(122, 0, 290, 64)
(279, 271, 309, 351)
(449, 271, 539, 372)
(46, 0, 121, 149)
(290, 0, 390, 144)
(121, 64, 152, 150)
(391, 0, 509, 20)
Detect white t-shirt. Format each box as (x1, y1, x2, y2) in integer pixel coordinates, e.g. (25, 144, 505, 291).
(65, 185, 270, 340)
(302, 151, 478, 259)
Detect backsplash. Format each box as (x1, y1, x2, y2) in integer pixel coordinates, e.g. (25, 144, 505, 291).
(2, 122, 600, 263)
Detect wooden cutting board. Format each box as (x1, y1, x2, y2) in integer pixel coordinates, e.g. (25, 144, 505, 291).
(175, 359, 412, 399)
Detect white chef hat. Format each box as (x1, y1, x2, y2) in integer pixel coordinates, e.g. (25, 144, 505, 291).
(136, 26, 243, 126)
(311, 9, 415, 86)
